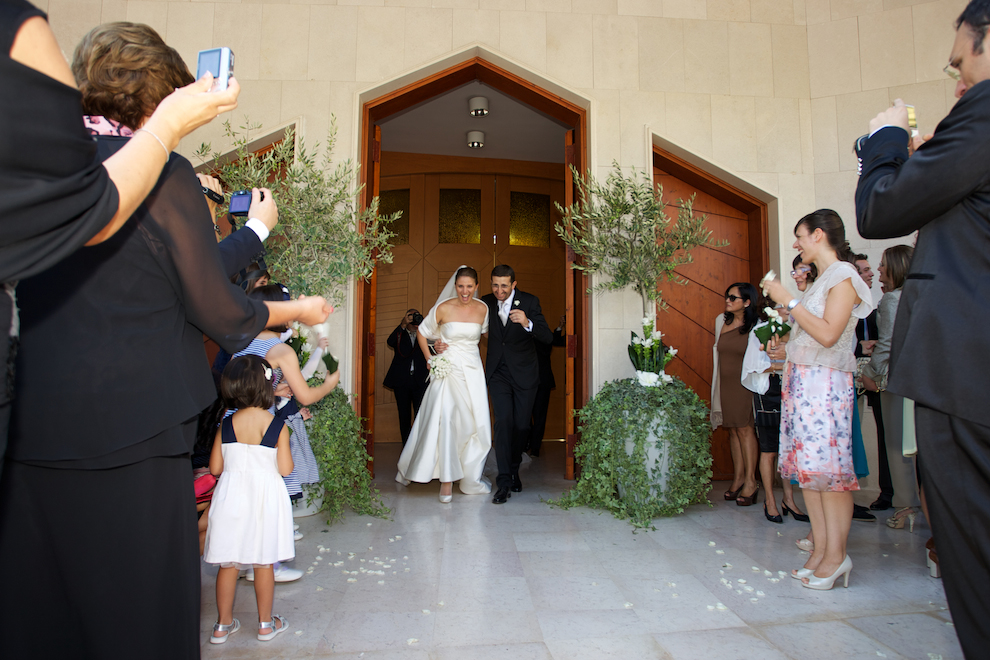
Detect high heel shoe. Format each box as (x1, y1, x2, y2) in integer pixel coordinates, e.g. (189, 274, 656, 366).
(764, 503, 783, 524)
(886, 507, 917, 532)
(795, 538, 814, 552)
(791, 566, 814, 580)
(927, 548, 941, 578)
(736, 484, 760, 506)
(782, 503, 810, 522)
(802, 555, 852, 590)
(439, 483, 452, 503)
(724, 485, 743, 501)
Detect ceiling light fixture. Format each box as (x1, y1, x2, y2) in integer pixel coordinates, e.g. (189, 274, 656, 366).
(468, 96, 489, 117)
(467, 131, 485, 149)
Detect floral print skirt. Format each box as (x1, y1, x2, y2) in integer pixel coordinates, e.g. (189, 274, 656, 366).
(779, 362, 860, 492)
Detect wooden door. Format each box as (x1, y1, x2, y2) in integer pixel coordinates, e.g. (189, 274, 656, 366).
(654, 168, 753, 481)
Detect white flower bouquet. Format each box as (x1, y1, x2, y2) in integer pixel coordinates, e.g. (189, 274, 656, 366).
(753, 307, 791, 348)
(428, 354, 453, 381)
(629, 316, 676, 376)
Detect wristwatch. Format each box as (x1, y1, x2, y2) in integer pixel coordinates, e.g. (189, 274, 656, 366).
(787, 299, 800, 311)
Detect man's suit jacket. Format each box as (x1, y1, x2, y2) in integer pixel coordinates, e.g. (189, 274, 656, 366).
(383, 324, 429, 391)
(855, 310, 879, 359)
(856, 79, 990, 427)
(218, 226, 265, 280)
(482, 289, 552, 390)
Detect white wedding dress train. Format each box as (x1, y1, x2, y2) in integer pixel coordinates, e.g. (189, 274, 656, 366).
(395, 312, 492, 495)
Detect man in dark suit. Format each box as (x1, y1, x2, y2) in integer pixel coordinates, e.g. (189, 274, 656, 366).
(482, 265, 552, 504)
(528, 315, 566, 457)
(853, 255, 892, 511)
(383, 309, 429, 445)
(855, 4, 990, 654)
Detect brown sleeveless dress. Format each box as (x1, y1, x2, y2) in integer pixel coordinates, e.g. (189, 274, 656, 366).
(717, 329, 755, 428)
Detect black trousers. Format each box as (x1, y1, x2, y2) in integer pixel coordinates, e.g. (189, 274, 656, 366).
(916, 405, 990, 659)
(0, 454, 201, 659)
(527, 384, 552, 456)
(394, 384, 427, 445)
(863, 391, 893, 501)
(489, 366, 537, 490)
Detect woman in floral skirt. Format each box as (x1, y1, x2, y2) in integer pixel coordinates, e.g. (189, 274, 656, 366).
(763, 209, 873, 590)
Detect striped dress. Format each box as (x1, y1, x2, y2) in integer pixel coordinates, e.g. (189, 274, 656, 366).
(227, 336, 321, 496)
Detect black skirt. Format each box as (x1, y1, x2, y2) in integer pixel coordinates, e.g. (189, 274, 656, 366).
(754, 373, 782, 453)
(0, 453, 202, 659)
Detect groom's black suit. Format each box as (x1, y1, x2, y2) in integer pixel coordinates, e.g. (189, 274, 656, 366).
(482, 289, 552, 491)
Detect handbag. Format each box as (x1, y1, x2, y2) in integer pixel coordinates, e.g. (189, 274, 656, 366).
(193, 468, 217, 504)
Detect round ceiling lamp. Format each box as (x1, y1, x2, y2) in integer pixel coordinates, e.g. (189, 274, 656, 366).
(467, 131, 485, 149)
(469, 96, 489, 117)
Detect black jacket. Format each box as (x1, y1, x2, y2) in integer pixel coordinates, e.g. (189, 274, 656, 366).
(482, 289, 552, 389)
(856, 80, 990, 426)
(383, 324, 428, 391)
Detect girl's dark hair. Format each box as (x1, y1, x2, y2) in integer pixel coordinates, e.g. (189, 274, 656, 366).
(882, 244, 915, 291)
(221, 355, 275, 411)
(794, 209, 855, 264)
(455, 266, 479, 284)
(791, 253, 819, 282)
(192, 396, 226, 468)
(723, 282, 759, 333)
(249, 284, 290, 333)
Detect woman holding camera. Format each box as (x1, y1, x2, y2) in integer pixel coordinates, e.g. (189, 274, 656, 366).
(0, 22, 330, 659)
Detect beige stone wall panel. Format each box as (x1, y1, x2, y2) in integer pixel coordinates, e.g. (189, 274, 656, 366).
(810, 95, 839, 172)
(814, 169, 858, 229)
(772, 24, 811, 98)
(808, 17, 862, 97)
(664, 0, 707, 19)
(167, 3, 216, 76)
(124, 2, 169, 43)
(355, 7, 406, 81)
(340, 0, 388, 6)
(712, 94, 757, 171)
(500, 10, 549, 71)
(751, 0, 796, 24)
(707, 0, 752, 23)
(281, 80, 333, 146)
(830, 0, 883, 20)
(834, 87, 887, 170)
(404, 8, 454, 67)
(47, 0, 103, 62)
(683, 20, 730, 94)
(593, 14, 639, 88)
(259, 4, 310, 81)
(798, 96, 814, 172)
(529, 0, 574, 11)
(547, 12, 595, 88)
(572, 0, 619, 11)
(912, 1, 963, 83)
(432, 0, 483, 8)
(452, 9, 501, 49)
(858, 8, 915, 90)
(215, 4, 263, 82)
(308, 6, 359, 82)
(729, 22, 773, 97)
(101, 0, 128, 23)
(803, 0, 830, 24)
(481, 0, 527, 9)
(637, 17, 685, 92)
(756, 97, 802, 173)
(592, 88, 623, 164)
(619, 89, 666, 166)
(886, 79, 948, 134)
(664, 91, 714, 158)
(617, 0, 665, 16)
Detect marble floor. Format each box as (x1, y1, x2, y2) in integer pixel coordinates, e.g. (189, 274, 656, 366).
(199, 442, 962, 659)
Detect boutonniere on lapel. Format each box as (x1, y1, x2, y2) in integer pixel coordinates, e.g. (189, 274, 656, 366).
(513, 300, 520, 307)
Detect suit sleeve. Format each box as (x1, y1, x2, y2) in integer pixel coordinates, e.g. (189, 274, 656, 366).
(527, 295, 552, 345)
(217, 226, 265, 279)
(856, 86, 990, 239)
(386, 324, 403, 349)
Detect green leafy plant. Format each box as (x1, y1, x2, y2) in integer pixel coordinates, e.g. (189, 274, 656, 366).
(547, 378, 712, 529)
(555, 162, 725, 315)
(305, 387, 391, 523)
(195, 119, 398, 307)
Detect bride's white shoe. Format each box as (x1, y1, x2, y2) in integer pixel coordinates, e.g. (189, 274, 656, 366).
(439, 483, 453, 503)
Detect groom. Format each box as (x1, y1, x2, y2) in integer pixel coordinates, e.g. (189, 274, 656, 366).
(482, 265, 552, 504)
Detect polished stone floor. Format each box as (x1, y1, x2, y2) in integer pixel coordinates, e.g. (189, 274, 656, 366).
(199, 442, 962, 659)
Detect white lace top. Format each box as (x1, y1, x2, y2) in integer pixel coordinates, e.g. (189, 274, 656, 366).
(785, 261, 874, 373)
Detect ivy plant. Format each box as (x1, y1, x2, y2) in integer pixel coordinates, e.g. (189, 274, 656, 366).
(547, 378, 712, 529)
(305, 387, 391, 523)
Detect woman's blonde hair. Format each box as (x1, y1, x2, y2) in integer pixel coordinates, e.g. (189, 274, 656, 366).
(72, 22, 194, 130)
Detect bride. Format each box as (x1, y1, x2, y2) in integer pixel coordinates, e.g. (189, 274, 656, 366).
(396, 266, 492, 502)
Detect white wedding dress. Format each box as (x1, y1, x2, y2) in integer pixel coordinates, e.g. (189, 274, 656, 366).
(395, 272, 493, 495)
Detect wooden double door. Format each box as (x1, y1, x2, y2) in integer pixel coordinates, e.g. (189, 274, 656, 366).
(374, 162, 567, 446)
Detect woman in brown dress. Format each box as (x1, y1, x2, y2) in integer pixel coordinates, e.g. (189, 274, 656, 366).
(711, 282, 761, 505)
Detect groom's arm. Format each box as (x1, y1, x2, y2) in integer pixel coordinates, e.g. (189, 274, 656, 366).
(526, 295, 552, 345)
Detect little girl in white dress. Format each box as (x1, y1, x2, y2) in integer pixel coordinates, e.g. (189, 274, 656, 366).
(204, 355, 295, 644)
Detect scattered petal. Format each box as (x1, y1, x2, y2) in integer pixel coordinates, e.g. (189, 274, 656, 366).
(882, 554, 889, 557)
(404, 568, 410, 572)
(316, 586, 324, 591)
(367, 523, 372, 526)
(671, 593, 679, 598)
(295, 630, 303, 636)
(736, 590, 743, 595)
(422, 610, 430, 615)
(708, 542, 716, 547)
(769, 578, 780, 583)
(347, 578, 357, 582)
(737, 579, 747, 584)
(378, 580, 385, 585)
(751, 566, 760, 572)
(384, 565, 391, 569)
(750, 598, 759, 603)
(403, 556, 409, 560)
(407, 638, 419, 645)
(763, 570, 773, 576)
(723, 563, 733, 569)
(715, 550, 725, 555)
(777, 532, 783, 537)
(389, 538, 395, 542)
(369, 546, 373, 550)
(756, 591, 766, 596)
(316, 556, 323, 561)
(395, 536, 402, 540)
(719, 570, 725, 575)
(947, 622, 954, 627)
(716, 603, 727, 611)
(876, 653, 887, 658)
(777, 571, 786, 577)
(624, 602, 634, 608)
(438, 601, 445, 607)
(743, 585, 754, 593)
(666, 582, 676, 587)
(312, 562, 319, 566)
(592, 582, 598, 586)
(707, 605, 715, 611)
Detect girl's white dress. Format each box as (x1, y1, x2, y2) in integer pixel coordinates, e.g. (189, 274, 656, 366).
(204, 415, 295, 568)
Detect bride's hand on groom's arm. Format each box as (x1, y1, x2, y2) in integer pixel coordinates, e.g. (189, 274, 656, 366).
(434, 339, 448, 354)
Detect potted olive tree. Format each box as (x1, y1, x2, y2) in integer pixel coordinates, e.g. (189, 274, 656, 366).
(548, 164, 717, 528)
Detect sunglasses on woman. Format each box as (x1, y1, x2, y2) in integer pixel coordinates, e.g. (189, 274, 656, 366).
(726, 294, 744, 302)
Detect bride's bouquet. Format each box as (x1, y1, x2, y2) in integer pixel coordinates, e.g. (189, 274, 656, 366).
(288, 321, 339, 376)
(753, 307, 791, 348)
(428, 354, 452, 381)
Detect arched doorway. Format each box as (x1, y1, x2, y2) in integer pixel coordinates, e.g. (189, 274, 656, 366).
(652, 145, 770, 481)
(355, 56, 590, 479)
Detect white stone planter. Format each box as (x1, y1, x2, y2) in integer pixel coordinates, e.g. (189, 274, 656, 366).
(291, 484, 323, 518)
(617, 413, 670, 501)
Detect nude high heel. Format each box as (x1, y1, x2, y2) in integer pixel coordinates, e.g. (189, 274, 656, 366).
(886, 507, 917, 532)
(801, 555, 852, 590)
(439, 483, 453, 503)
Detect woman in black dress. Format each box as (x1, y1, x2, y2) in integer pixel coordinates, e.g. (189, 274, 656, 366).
(0, 21, 329, 659)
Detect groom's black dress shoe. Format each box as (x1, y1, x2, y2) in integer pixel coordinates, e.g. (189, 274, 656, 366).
(510, 475, 522, 493)
(492, 487, 511, 504)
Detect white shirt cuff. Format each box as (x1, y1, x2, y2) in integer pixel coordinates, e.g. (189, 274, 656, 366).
(525, 320, 533, 332)
(245, 218, 270, 243)
(868, 124, 908, 139)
